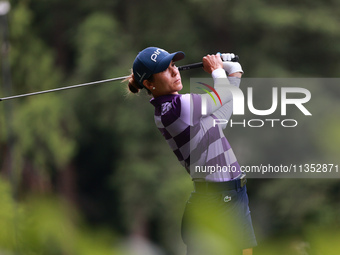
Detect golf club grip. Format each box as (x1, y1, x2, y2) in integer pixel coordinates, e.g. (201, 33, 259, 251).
(178, 55, 239, 71)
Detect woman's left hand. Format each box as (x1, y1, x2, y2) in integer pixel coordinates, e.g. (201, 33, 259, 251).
(221, 53, 243, 78)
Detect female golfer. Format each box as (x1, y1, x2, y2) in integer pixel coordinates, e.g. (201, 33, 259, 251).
(126, 47, 257, 255)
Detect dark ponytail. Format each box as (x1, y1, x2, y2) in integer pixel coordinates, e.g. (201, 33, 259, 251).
(124, 69, 152, 95)
(124, 71, 140, 94)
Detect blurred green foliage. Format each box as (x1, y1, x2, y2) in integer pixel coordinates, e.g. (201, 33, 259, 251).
(0, 177, 123, 254)
(1, 0, 340, 254)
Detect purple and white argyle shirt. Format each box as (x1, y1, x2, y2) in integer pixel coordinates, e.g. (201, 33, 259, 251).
(150, 70, 241, 182)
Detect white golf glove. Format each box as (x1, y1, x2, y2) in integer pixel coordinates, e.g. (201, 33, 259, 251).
(220, 53, 243, 75)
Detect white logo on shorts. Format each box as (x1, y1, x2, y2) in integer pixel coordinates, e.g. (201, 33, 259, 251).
(224, 196, 232, 203)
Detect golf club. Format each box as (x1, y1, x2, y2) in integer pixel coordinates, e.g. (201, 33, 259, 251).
(0, 55, 238, 102)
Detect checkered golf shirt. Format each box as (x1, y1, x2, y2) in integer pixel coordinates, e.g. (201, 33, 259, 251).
(150, 69, 241, 182)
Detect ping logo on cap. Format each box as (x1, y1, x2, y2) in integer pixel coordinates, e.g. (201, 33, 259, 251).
(151, 48, 166, 62)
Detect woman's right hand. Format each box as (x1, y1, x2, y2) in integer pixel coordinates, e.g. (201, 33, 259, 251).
(202, 54, 223, 74)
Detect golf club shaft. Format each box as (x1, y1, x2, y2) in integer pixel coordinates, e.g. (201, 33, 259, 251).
(0, 76, 129, 101)
(178, 55, 239, 71)
(0, 55, 239, 101)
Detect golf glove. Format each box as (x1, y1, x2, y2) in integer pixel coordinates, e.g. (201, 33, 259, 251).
(220, 53, 243, 75)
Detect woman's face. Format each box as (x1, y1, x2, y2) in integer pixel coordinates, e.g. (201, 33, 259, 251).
(144, 61, 183, 97)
